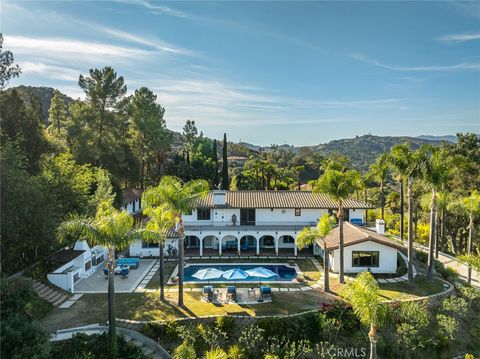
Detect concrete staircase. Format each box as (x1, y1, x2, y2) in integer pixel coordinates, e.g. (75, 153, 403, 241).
(33, 281, 70, 307)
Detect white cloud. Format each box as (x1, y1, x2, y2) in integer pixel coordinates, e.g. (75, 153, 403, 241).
(437, 32, 480, 44)
(113, 0, 189, 19)
(18, 62, 80, 81)
(351, 53, 480, 71)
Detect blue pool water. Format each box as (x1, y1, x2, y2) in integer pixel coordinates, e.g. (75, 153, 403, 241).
(184, 264, 297, 282)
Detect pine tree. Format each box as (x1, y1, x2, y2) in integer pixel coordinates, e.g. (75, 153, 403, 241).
(221, 133, 229, 190)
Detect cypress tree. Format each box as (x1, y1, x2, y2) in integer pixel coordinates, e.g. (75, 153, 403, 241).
(212, 139, 219, 188)
(221, 133, 229, 190)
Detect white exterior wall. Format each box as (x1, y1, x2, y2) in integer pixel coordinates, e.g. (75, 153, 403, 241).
(348, 209, 365, 223)
(129, 238, 179, 257)
(47, 272, 74, 292)
(122, 198, 141, 215)
(330, 241, 398, 274)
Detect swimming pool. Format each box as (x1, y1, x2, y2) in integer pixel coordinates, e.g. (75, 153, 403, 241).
(183, 263, 298, 282)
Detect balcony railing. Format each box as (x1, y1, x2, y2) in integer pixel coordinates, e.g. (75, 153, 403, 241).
(184, 221, 318, 232)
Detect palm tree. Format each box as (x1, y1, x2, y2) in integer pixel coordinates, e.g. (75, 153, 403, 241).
(460, 190, 480, 284)
(143, 176, 209, 306)
(388, 144, 424, 284)
(436, 191, 450, 256)
(341, 271, 386, 359)
(57, 201, 137, 358)
(297, 214, 335, 291)
(140, 203, 176, 300)
(315, 162, 359, 283)
(421, 147, 450, 280)
(368, 153, 389, 220)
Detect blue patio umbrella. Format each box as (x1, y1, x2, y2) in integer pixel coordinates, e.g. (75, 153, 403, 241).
(245, 267, 276, 284)
(192, 268, 224, 281)
(222, 268, 249, 281)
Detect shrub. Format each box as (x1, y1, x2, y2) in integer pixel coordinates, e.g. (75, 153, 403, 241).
(436, 314, 459, 341)
(441, 296, 468, 318)
(227, 345, 243, 359)
(434, 261, 458, 281)
(50, 333, 149, 359)
(415, 250, 428, 264)
(215, 316, 236, 337)
(238, 325, 266, 359)
(173, 340, 196, 359)
(205, 347, 228, 359)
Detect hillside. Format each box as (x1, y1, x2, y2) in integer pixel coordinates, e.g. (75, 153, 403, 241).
(9, 86, 459, 171)
(11, 85, 75, 124)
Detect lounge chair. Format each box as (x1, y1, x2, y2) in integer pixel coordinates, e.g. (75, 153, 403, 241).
(260, 286, 272, 300)
(227, 286, 237, 302)
(120, 267, 129, 279)
(202, 285, 214, 302)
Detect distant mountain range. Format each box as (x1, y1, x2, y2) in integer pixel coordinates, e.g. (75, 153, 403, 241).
(9, 85, 467, 172)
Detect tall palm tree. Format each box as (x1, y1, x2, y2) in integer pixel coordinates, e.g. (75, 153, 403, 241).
(460, 190, 480, 284)
(57, 201, 137, 358)
(388, 144, 423, 284)
(421, 146, 450, 280)
(297, 214, 335, 291)
(140, 203, 176, 300)
(436, 191, 450, 256)
(315, 162, 359, 283)
(342, 271, 386, 359)
(368, 153, 389, 220)
(143, 176, 209, 306)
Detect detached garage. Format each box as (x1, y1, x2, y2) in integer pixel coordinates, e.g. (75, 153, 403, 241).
(317, 221, 405, 274)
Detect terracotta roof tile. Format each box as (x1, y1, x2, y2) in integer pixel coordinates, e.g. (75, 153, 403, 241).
(193, 191, 373, 209)
(318, 222, 406, 252)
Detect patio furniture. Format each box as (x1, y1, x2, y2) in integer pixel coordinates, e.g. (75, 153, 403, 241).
(227, 286, 237, 302)
(116, 257, 140, 269)
(248, 287, 256, 297)
(103, 267, 109, 278)
(120, 267, 129, 279)
(202, 285, 214, 302)
(260, 286, 272, 300)
(114, 265, 130, 274)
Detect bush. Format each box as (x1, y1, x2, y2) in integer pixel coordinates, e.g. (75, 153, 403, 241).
(434, 261, 458, 282)
(173, 340, 196, 359)
(50, 333, 149, 359)
(441, 296, 468, 318)
(436, 314, 459, 341)
(215, 316, 236, 337)
(238, 325, 266, 359)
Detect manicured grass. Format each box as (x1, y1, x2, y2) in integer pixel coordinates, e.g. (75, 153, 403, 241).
(145, 261, 177, 289)
(377, 275, 447, 301)
(42, 289, 337, 332)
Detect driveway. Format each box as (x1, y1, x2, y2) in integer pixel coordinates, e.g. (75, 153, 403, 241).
(74, 259, 156, 293)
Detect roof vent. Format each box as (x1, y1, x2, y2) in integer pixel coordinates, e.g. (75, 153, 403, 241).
(213, 190, 227, 206)
(375, 219, 385, 235)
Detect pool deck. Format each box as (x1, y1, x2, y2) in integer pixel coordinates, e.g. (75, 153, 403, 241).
(73, 259, 156, 293)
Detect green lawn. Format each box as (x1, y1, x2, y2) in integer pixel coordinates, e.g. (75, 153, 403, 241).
(42, 289, 337, 333)
(377, 275, 448, 301)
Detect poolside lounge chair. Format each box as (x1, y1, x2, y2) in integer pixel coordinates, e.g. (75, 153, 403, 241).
(227, 286, 237, 302)
(202, 285, 214, 302)
(120, 267, 129, 279)
(260, 286, 272, 300)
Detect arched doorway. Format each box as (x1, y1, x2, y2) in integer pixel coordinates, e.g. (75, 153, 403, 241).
(259, 235, 275, 255)
(240, 235, 256, 255)
(184, 235, 200, 256)
(278, 235, 295, 256)
(201, 235, 219, 257)
(220, 235, 239, 256)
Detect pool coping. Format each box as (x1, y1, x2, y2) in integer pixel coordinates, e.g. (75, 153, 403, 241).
(167, 262, 302, 285)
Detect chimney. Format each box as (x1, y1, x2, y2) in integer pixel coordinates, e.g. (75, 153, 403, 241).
(213, 190, 227, 206)
(375, 219, 385, 235)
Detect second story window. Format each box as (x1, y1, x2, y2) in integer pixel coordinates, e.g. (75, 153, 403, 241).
(295, 208, 301, 216)
(197, 209, 211, 220)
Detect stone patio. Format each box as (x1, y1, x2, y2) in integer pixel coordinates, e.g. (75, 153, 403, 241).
(73, 259, 156, 293)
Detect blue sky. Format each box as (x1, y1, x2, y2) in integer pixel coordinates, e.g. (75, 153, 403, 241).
(2, 0, 479, 145)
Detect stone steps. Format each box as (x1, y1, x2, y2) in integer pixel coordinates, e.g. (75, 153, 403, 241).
(33, 281, 69, 307)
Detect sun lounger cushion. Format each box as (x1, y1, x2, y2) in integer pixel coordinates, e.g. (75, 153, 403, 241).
(117, 258, 140, 269)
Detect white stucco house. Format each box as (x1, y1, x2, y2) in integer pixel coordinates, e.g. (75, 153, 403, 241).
(316, 220, 405, 274)
(46, 241, 108, 293)
(129, 190, 373, 258)
(121, 188, 143, 217)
